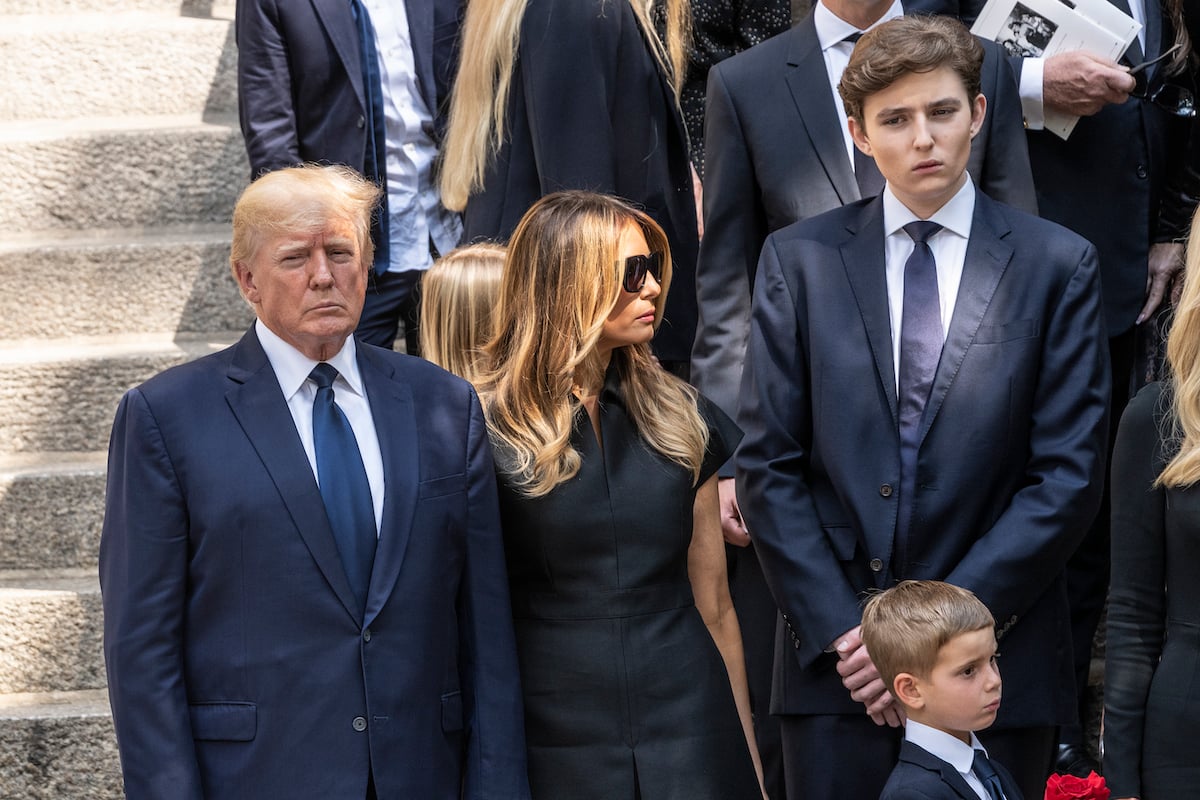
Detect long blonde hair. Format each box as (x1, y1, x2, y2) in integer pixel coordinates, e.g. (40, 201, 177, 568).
(439, 0, 691, 212)
(477, 190, 708, 496)
(419, 243, 506, 384)
(1159, 208, 1200, 487)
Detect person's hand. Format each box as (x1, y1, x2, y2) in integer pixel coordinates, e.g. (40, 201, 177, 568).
(1043, 50, 1135, 116)
(833, 626, 905, 727)
(718, 478, 751, 547)
(1138, 242, 1184, 324)
(692, 163, 705, 240)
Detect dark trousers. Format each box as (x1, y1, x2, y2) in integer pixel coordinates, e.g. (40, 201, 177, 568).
(728, 543, 786, 800)
(356, 268, 425, 354)
(780, 714, 1054, 800)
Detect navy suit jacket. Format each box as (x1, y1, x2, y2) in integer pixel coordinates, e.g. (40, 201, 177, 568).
(735, 190, 1109, 726)
(100, 329, 530, 799)
(236, 0, 461, 178)
(880, 741, 1024, 800)
(691, 12, 1037, 419)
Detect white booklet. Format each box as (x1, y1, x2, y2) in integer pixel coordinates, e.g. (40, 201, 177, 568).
(971, 0, 1141, 138)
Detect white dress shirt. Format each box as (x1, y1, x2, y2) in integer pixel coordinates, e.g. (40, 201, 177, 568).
(813, 0, 904, 167)
(905, 719, 1008, 800)
(361, 0, 462, 272)
(256, 320, 385, 534)
(882, 177, 977, 392)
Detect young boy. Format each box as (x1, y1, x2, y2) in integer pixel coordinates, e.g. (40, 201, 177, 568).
(734, 14, 1107, 800)
(862, 581, 1023, 800)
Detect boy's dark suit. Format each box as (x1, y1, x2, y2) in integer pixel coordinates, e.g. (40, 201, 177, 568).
(735, 189, 1109, 797)
(880, 741, 1024, 800)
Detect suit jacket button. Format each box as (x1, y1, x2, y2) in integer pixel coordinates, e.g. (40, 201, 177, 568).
(352, 716, 367, 732)
(356, 115, 366, 129)
(879, 484, 893, 497)
(869, 558, 883, 572)
(363, 628, 372, 642)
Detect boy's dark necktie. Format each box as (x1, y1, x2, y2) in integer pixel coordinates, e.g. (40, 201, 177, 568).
(972, 749, 1006, 800)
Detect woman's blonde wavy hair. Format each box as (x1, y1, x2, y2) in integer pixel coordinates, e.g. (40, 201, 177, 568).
(419, 243, 506, 384)
(439, 0, 691, 212)
(1159, 207, 1200, 487)
(477, 190, 708, 497)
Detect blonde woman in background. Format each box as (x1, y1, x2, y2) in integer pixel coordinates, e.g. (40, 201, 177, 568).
(478, 190, 765, 799)
(419, 243, 506, 384)
(440, 0, 700, 374)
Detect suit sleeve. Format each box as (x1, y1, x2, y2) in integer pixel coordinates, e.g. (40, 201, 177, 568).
(944, 240, 1109, 630)
(1102, 384, 1168, 799)
(235, 0, 301, 178)
(977, 42, 1038, 215)
(99, 389, 202, 800)
(735, 236, 864, 667)
(517, 0, 623, 195)
(690, 63, 769, 428)
(458, 390, 532, 800)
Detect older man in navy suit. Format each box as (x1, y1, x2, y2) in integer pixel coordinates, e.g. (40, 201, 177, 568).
(736, 17, 1108, 800)
(100, 165, 529, 800)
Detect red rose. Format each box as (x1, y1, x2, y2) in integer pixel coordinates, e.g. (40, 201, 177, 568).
(1044, 771, 1111, 800)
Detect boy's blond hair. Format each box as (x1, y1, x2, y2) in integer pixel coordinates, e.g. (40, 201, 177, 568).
(419, 243, 506, 384)
(860, 580, 994, 693)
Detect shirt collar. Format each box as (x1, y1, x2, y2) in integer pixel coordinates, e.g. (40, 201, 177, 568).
(882, 174, 976, 240)
(905, 719, 988, 775)
(814, 0, 904, 52)
(254, 319, 364, 401)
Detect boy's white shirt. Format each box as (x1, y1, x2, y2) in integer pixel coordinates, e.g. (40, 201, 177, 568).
(904, 718, 1006, 800)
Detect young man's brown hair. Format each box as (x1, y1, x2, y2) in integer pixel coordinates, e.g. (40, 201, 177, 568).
(837, 15, 985, 124)
(860, 580, 995, 693)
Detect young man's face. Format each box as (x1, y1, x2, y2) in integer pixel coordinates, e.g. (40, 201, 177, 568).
(848, 66, 986, 219)
(910, 627, 1001, 744)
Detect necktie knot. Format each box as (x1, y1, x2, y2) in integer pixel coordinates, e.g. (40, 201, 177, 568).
(841, 31, 864, 45)
(903, 220, 943, 246)
(310, 363, 339, 390)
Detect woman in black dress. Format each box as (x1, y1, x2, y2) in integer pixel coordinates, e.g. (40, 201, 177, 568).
(1105, 211, 1200, 800)
(476, 191, 765, 799)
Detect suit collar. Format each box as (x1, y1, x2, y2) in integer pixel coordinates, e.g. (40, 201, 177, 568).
(841, 196, 898, 420)
(226, 327, 364, 624)
(311, 0, 367, 111)
(897, 740, 980, 800)
(784, 16, 860, 204)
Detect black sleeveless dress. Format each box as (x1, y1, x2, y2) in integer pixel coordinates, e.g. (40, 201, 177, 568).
(494, 368, 760, 799)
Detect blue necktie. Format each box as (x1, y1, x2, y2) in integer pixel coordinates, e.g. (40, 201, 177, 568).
(310, 363, 377, 614)
(350, 0, 391, 275)
(895, 221, 943, 554)
(972, 750, 1006, 800)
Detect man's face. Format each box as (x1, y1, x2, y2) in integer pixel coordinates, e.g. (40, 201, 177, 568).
(848, 66, 986, 218)
(235, 214, 368, 361)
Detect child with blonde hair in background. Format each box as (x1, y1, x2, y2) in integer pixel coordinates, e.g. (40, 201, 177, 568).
(419, 243, 505, 383)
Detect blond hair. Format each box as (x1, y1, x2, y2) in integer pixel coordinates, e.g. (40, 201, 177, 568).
(439, 0, 691, 212)
(477, 190, 708, 496)
(230, 163, 382, 286)
(419, 243, 507, 383)
(1158, 206, 1200, 486)
(860, 580, 995, 693)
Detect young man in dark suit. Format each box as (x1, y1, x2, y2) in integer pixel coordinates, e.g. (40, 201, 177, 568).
(735, 16, 1109, 800)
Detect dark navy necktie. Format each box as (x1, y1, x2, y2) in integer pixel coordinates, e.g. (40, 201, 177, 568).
(895, 221, 943, 551)
(311, 363, 377, 614)
(350, 0, 391, 275)
(840, 32, 886, 198)
(972, 750, 1006, 800)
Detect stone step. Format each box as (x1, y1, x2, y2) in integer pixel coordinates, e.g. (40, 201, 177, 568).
(0, 690, 122, 800)
(0, 114, 248, 233)
(1, 11, 236, 122)
(0, 332, 242, 453)
(0, 453, 106, 572)
(2, 0, 225, 15)
(0, 225, 252, 339)
(0, 570, 103, 695)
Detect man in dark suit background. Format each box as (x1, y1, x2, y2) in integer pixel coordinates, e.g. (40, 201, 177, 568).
(100, 165, 529, 799)
(735, 16, 1108, 800)
(236, 0, 463, 352)
(689, 0, 1036, 790)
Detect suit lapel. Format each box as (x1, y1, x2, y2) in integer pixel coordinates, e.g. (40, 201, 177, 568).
(899, 741, 979, 800)
(403, 0, 436, 110)
(358, 347, 420, 626)
(919, 192, 1014, 447)
(312, 0, 367, 111)
(785, 18, 860, 205)
(224, 328, 362, 624)
(841, 198, 899, 422)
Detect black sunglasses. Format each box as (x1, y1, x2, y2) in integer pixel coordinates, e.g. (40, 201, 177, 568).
(621, 252, 664, 293)
(1132, 81, 1196, 118)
